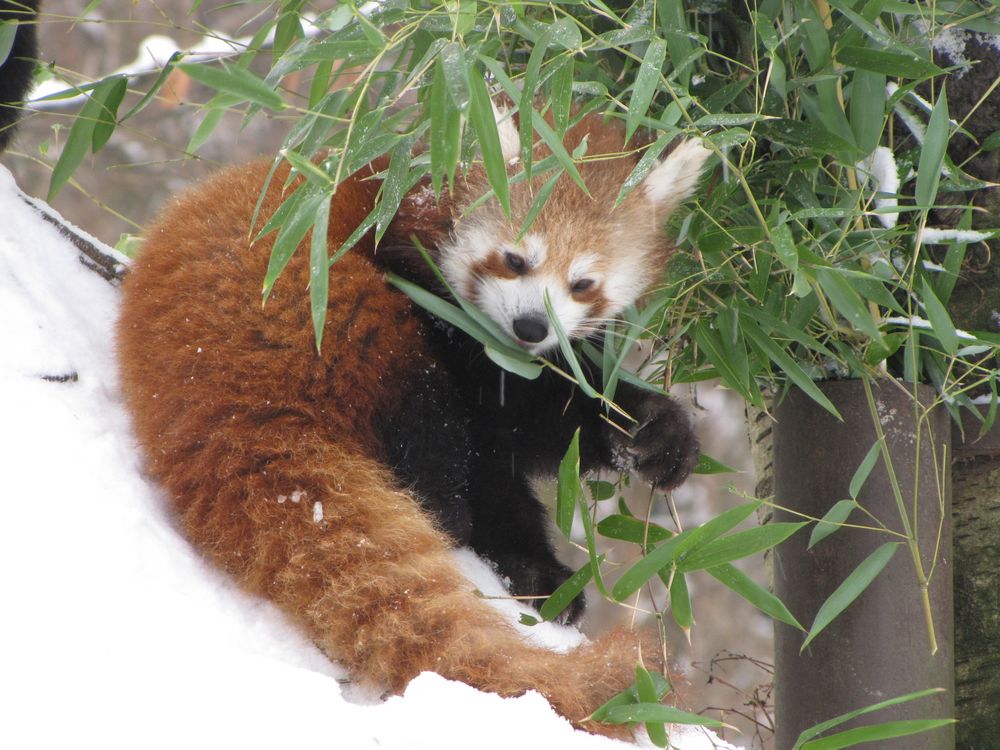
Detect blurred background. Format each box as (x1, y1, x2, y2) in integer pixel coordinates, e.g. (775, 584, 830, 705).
(2, 2, 772, 746)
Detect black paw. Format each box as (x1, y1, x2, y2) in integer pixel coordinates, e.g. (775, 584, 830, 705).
(487, 553, 586, 625)
(607, 392, 699, 490)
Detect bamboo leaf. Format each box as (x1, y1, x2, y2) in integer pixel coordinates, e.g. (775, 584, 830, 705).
(815, 267, 883, 343)
(178, 62, 286, 110)
(308, 196, 331, 350)
(849, 441, 882, 499)
(800, 720, 955, 750)
(467, 65, 510, 217)
(741, 319, 842, 419)
(669, 572, 693, 632)
(635, 666, 669, 747)
(693, 454, 738, 475)
(556, 429, 583, 537)
(709, 563, 804, 630)
(916, 84, 950, 209)
(920, 277, 960, 355)
(262, 186, 325, 302)
(90, 75, 127, 152)
(539, 561, 593, 622)
(801, 542, 900, 651)
(122, 51, 183, 121)
(611, 533, 687, 601)
(678, 522, 806, 572)
(0, 21, 16, 67)
(49, 77, 124, 200)
(599, 704, 723, 727)
(837, 46, 942, 78)
(596, 515, 673, 545)
(808, 500, 858, 549)
(626, 38, 666, 143)
(792, 688, 947, 748)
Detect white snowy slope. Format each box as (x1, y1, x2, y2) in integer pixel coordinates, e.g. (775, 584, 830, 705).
(0, 165, 739, 750)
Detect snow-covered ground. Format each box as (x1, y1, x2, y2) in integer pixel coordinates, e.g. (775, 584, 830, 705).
(0, 165, 739, 750)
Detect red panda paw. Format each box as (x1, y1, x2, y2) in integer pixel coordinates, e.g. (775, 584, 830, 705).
(486, 552, 586, 624)
(608, 393, 700, 491)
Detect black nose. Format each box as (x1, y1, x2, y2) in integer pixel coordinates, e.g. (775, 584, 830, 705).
(512, 315, 549, 344)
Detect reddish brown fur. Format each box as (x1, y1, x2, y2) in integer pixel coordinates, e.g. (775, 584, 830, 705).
(117, 157, 661, 737)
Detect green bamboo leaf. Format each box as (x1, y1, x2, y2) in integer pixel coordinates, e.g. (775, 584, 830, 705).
(48, 77, 124, 200)
(626, 38, 666, 142)
(634, 666, 668, 747)
(920, 277, 960, 355)
(178, 62, 285, 110)
(808, 500, 858, 549)
(815, 267, 883, 343)
(614, 135, 671, 207)
(429, 56, 460, 195)
(549, 55, 574, 134)
(916, 83, 949, 209)
(0, 21, 16, 67)
(741, 319, 842, 419)
(90, 75, 127, 152)
(484, 347, 543, 379)
(591, 671, 671, 723)
(543, 291, 599, 399)
(758, 118, 860, 159)
(693, 454, 738, 475)
(596, 515, 673, 545)
(517, 167, 563, 240)
(772, 223, 798, 275)
(531, 115, 589, 196)
(792, 688, 947, 748)
(669, 572, 693, 632)
(849, 68, 886, 156)
(708, 563, 804, 630)
(611, 533, 687, 601)
(801, 542, 900, 650)
(837, 46, 942, 79)
(308, 196, 331, 351)
(678, 522, 806, 572)
(849, 441, 882, 499)
(262, 186, 325, 302)
(800, 720, 955, 750)
(122, 51, 182, 121)
(467, 66, 510, 217)
(600, 704, 723, 727)
(374, 136, 415, 244)
(556, 429, 582, 537)
(385, 272, 513, 356)
(694, 321, 765, 409)
(539, 561, 593, 622)
(282, 149, 333, 187)
(674, 501, 762, 562)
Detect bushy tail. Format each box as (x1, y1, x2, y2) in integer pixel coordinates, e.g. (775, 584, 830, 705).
(163, 425, 646, 736)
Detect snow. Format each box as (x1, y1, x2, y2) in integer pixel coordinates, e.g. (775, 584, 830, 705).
(0, 165, 739, 750)
(856, 146, 899, 229)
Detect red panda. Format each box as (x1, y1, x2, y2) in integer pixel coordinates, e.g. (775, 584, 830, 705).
(116, 110, 710, 737)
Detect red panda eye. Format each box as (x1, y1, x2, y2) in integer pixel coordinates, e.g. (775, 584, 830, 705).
(571, 278, 595, 294)
(504, 252, 527, 273)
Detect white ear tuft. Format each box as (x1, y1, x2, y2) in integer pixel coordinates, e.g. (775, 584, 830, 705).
(491, 101, 520, 164)
(642, 139, 712, 213)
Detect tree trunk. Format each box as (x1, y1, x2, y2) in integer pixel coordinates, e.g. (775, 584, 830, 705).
(771, 382, 954, 750)
(952, 413, 1000, 748)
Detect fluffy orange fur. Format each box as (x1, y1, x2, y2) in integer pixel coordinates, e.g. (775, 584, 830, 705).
(117, 155, 660, 737)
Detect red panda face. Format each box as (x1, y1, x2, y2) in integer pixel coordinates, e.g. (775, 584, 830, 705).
(439, 117, 711, 355)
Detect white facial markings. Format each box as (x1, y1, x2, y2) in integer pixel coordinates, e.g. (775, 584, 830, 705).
(439, 223, 499, 294)
(520, 234, 548, 268)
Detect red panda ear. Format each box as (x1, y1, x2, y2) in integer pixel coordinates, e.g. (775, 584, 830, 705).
(641, 139, 712, 214)
(491, 101, 520, 164)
